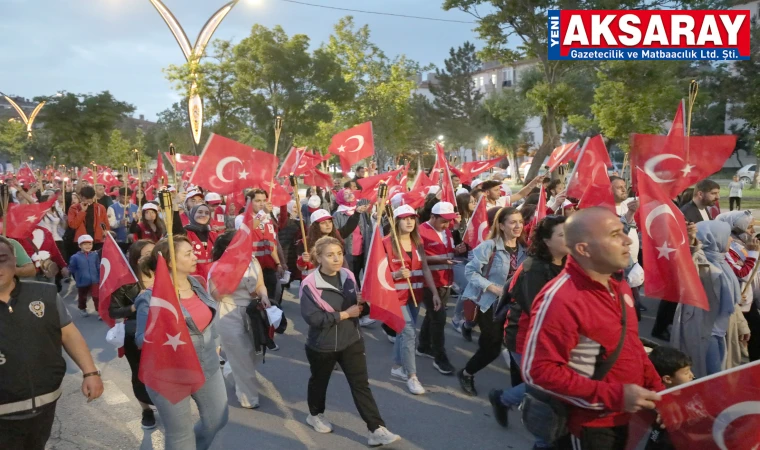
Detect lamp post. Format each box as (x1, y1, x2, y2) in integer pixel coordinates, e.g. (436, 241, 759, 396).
(0, 91, 53, 139)
(147, 0, 240, 151)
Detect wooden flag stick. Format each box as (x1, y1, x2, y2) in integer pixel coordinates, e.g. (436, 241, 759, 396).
(159, 190, 180, 299)
(290, 173, 308, 254)
(169, 143, 179, 190)
(686, 80, 699, 162)
(270, 116, 283, 199)
(0, 183, 8, 237)
(377, 183, 418, 307)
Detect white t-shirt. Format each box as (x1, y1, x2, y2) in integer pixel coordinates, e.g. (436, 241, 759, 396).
(616, 199, 639, 264)
(699, 208, 710, 222)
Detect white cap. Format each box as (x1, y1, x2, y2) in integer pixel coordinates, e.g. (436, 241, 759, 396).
(307, 195, 321, 209)
(393, 204, 417, 219)
(186, 190, 203, 200)
(205, 192, 222, 204)
(470, 179, 483, 190)
(431, 201, 457, 220)
(287, 199, 297, 215)
(627, 262, 644, 288)
(166, 185, 177, 193)
(78, 235, 94, 245)
(455, 187, 469, 196)
(426, 185, 441, 195)
(142, 203, 159, 212)
(310, 209, 332, 223)
(390, 192, 405, 209)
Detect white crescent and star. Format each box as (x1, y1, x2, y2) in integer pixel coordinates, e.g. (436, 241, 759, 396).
(216, 157, 243, 183)
(163, 333, 186, 351)
(339, 135, 365, 153)
(377, 258, 395, 291)
(712, 401, 760, 450)
(142, 296, 181, 343)
(643, 153, 695, 183)
(471, 162, 490, 173)
(644, 203, 684, 259)
(100, 259, 111, 289)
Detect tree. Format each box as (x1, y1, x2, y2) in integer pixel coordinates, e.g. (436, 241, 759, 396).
(481, 89, 531, 181)
(103, 130, 133, 167)
(148, 101, 204, 156)
(442, 0, 730, 181)
(428, 42, 484, 151)
(0, 119, 28, 164)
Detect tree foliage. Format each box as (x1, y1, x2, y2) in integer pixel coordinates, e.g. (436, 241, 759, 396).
(0, 119, 28, 164)
(481, 89, 532, 181)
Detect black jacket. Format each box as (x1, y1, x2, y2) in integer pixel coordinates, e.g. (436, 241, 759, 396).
(680, 201, 712, 224)
(109, 282, 141, 334)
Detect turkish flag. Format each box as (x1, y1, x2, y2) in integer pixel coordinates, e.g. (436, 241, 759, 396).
(98, 233, 138, 326)
(533, 184, 547, 226)
(293, 150, 326, 176)
(3, 196, 57, 240)
(164, 152, 199, 172)
(97, 169, 120, 189)
(546, 140, 580, 173)
(432, 143, 457, 205)
(150, 153, 169, 189)
(567, 136, 613, 200)
(78, 167, 94, 184)
(328, 122, 375, 174)
(398, 162, 410, 191)
(16, 163, 36, 185)
(402, 170, 434, 209)
(138, 254, 205, 404)
(208, 200, 254, 296)
(637, 169, 709, 310)
(459, 157, 504, 184)
(463, 196, 490, 249)
(276, 147, 300, 179)
(362, 224, 405, 332)
(253, 180, 291, 207)
(657, 359, 760, 449)
(188, 134, 279, 195)
(303, 168, 333, 190)
(356, 168, 403, 202)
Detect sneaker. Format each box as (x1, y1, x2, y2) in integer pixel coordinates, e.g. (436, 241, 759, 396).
(386, 334, 396, 343)
(359, 317, 376, 327)
(368, 426, 400, 446)
(390, 367, 408, 381)
(266, 340, 279, 351)
(240, 398, 260, 409)
(306, 413, 333, 434)
(457, 369, 477, 396)
(407, 377, 425, 395)
(97, 315, 102, 321)
(141, 409, 157, 429)
(78, 309, 89, 317)
(415, 347, 435, 359)
(489, 389, 508, 428)
(461, 325, 473, 342)
(433, 356, 455, 375)
(452, 318, 463, 333)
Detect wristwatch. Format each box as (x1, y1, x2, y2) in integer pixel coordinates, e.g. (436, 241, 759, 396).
(83, 370, 101, 379)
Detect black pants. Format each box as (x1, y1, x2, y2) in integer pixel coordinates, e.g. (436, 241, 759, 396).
(730, 196, 741, 211)
(744, 303, 760, 362)
(261, 268, 281, 307)
(651, 300, 677, 337)
(509, 352, 523, 388)
(418, 286, 449, 360)
(558, 425, 629, 450)
(305, 339, 384, 431)
(464, 306, 506, 375)
(123, 331, 153, 405)
(0, 401, 58, 450)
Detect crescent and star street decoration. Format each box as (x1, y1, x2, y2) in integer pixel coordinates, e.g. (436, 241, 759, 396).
(147, 0, 239, 146)
(1, 95, 46, 139)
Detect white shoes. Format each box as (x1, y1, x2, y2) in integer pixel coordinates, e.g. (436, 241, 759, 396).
(390, 367, 408, 381)
(306, 413, 333, 434)
(407, 377, 425, 395)
(368, 426, 400, 446)
(359, 317, 377, 327)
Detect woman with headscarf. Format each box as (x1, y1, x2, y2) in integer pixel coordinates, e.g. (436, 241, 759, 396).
(173, 203, 218, 281)
(716, 210, 760, 362)
(671, 220, 749, 377)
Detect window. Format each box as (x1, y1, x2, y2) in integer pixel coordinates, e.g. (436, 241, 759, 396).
(479, 76, 484, 86)
(472, 77, 478, 87)
(491, 73, 497, 85)
(502, 67, 514, 82)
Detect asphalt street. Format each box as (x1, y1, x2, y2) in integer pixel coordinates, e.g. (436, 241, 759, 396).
(47, 281, 665, 450)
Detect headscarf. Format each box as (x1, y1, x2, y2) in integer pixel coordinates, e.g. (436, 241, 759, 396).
(335, 188, 356, 215)
(716, 210, 754, 241)
(185, 204, 211, 237)
(696, 220, 740, 316)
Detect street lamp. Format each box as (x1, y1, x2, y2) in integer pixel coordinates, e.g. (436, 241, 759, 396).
(0, 91, 60, 139)
(438, 135, 444, 141)
(147, 0, 240, 148)
(481, 137, 489, 145)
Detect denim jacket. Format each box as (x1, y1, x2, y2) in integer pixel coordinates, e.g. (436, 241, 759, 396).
(134, 276, 220, 380)
(462, 237, 527, 312)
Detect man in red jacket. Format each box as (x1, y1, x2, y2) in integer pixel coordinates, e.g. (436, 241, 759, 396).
(522, 207, 664, 450)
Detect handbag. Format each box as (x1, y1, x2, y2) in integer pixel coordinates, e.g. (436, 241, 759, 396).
(520, 290, 628, 444)
(462, 247, 497, 322)
(106, 321, 126, 348)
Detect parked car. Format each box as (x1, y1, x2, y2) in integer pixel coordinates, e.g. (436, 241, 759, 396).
(737, 164, 756, 184)
(607, 163, 622, 176)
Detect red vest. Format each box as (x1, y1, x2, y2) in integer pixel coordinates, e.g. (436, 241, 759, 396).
(187, 230, 217, 280)
(418, 221, 454, 287)
(382, 236, 424, 306)
(136, 222, 161, 243)
(252, 221, 278, 270)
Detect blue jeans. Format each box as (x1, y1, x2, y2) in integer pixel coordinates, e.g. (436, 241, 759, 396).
(500, 352, 551, 449)
(706, 335, 726, 375)
(147, 367, 229, 450)
(393, 304, 420, 375)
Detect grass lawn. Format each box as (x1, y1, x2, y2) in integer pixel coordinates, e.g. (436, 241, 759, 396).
(720, 186, 760, 210)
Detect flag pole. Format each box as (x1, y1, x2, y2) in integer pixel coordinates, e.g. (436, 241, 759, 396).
(380, 182, 418, 308)
(122, 164, 129, 210)
(0, 183, 7, 237)
(159, 190, 180, 298)
(169, 143, 179, 190)
(134, 149, 142, 202)
(686, 80, 698, 162)
(270, 116, 283, 199)
(60, 165, 67, 216)
(290, 173, 308, 254)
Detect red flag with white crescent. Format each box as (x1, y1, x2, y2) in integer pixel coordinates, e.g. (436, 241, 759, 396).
(138, 255, 205, 404)
(208, 200, 254, 296)
(356, 168, 403, 202)
(546, 141, 580, 173)
(463, 196, 490, 249)
(328, 122, 375, 174)
(98, 233, 138, 326)
(4, 196, 57, 240)
(459, 157, 504, 184)
(302, 168, 333, 190)
(164, 152, 199, 172)
(402, 170, 434, 209)
(533, 184, 547, 226)
(433, 142, 457, 205)
(362, 224, 405, 333)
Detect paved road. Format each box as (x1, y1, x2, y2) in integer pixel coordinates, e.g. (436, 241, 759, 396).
(47, 281, 665, 450)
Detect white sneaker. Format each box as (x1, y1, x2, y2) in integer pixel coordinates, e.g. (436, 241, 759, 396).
(78, 309, 89, 317)
(390, 367, 408, 381)
(306, 414, 333, 434)
(387, 334, 396, 343)
(359, 317, 376, 327)
(368, 426, 400, 446)
(239, 397, 260, 409)
(407, 377, 425, 395)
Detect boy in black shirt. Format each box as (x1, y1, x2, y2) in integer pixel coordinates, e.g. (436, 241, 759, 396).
(646, 346, 695, 450)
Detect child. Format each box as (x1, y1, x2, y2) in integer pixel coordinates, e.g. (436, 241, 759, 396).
(68, 234, 101, 318)
(646, 346, 695, 450)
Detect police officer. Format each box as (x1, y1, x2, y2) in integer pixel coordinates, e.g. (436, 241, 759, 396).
(0, 236, 104, 449)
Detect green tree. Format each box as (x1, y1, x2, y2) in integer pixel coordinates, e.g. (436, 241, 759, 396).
(148, 101, 205, 156)
(481, 89, 531, 181)
(0, 119, 28, 164)
(442, 0, 730, 181)
(104, 129, 133, 167)
(428, 42, 484, 151)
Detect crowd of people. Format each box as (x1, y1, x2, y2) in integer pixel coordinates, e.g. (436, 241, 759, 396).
(1, 161, 757, 450)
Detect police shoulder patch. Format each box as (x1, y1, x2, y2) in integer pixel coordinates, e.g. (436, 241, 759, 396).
(29, 300, 45, 318)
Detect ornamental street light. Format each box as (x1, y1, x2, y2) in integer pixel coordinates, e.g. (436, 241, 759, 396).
(147, 0, 239, 149)
(0, 91, 60, 139)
